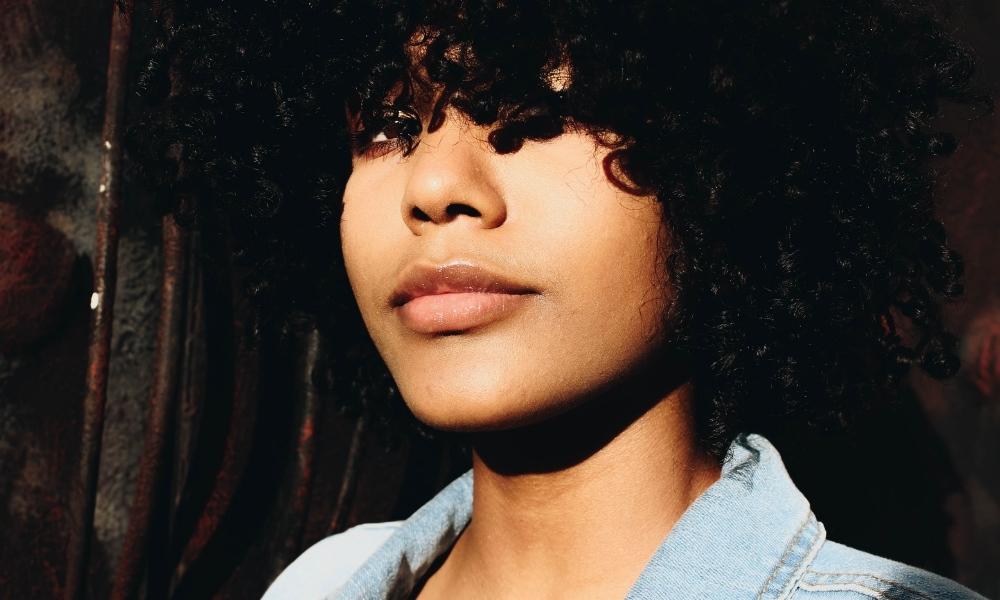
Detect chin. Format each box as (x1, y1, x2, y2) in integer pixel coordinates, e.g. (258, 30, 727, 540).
(398, 381, 560, 433)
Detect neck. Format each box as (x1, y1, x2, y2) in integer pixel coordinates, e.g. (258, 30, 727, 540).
(420, 372, 721, 599)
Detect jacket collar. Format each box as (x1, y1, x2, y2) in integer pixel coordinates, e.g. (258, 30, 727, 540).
(624, 434, 826, 599)
(335, 434, 825, 599)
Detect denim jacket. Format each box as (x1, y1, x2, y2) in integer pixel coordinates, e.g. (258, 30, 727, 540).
(263, 434, 987, 599)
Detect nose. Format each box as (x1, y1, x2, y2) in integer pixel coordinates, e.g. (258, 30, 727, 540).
(401, 115, 507, 235)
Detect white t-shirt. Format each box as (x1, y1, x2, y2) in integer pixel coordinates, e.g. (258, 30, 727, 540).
(261, 522, 401, 600)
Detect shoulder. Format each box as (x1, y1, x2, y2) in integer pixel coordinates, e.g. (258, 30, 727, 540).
(261, 521, 402, 600)
(792, 539, 987, 600)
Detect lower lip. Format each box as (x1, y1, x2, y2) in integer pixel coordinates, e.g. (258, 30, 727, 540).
(396, 292, 534, 334)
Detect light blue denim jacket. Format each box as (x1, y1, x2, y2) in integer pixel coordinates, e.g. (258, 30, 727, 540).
(263, 434, 988, 599)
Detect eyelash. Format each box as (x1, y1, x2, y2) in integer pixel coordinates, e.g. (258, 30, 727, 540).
(350, 107, 422, 159)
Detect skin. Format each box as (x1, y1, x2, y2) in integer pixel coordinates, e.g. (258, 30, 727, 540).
(341, 104, 721, 598)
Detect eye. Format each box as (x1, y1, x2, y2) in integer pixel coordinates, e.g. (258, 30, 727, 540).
(351, 107, 422, 159)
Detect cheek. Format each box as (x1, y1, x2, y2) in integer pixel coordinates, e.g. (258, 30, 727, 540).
(339, 194, 367, 303)
(515, 140, 669, 341)
(340, 173, 395, 323)
(563, 216, 670, 364)
(531, 186, 671, 348)
(485, 165, 672, 411)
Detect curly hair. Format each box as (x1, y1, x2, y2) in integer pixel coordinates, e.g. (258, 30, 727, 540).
(130, 0, 985, 457)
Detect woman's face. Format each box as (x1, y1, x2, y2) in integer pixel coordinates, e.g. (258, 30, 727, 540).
(341, 108, 674, 431)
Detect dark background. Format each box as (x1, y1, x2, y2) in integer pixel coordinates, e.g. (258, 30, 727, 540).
(0, 1, 997, 598)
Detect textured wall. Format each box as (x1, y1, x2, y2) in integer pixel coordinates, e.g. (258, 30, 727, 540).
(0, 0, 155, 596)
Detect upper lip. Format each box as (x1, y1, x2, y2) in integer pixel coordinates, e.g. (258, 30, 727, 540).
(390, 261, 537, 308)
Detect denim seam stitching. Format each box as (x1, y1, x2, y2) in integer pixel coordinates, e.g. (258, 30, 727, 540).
(802, 570, 937, 600)
(758, 512, 824, 600)
(798, 580, 901, 600)
(780, 519, 826, 600)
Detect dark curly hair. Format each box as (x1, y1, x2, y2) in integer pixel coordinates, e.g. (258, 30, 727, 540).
(130, 0, 986, 457)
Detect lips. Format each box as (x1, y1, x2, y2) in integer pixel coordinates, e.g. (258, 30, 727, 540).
(390, 262, 537, 334)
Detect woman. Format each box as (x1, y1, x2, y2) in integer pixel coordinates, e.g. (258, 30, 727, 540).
(136, 0, 989, 598)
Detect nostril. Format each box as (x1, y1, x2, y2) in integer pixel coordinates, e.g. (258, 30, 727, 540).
(411, 206, 432, 222)
(446, 203, 481, 219)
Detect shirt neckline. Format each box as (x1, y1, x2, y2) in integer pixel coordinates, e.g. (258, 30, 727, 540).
(335, 434, 825, 599)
